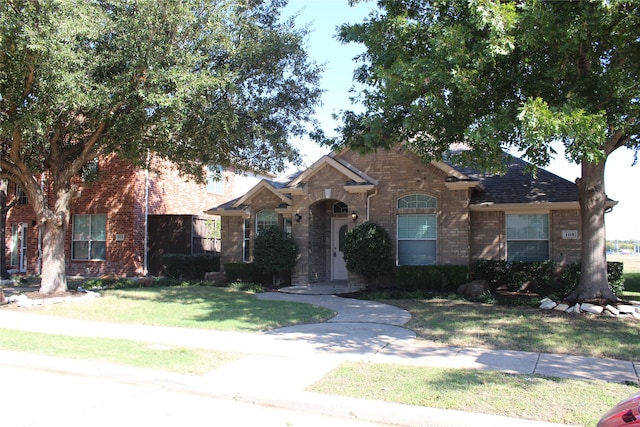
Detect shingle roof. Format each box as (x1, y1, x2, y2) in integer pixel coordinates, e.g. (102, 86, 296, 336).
(451, 154, 579, 205)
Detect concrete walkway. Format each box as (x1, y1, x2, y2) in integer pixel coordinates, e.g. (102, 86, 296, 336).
(0, 289, 638, 427)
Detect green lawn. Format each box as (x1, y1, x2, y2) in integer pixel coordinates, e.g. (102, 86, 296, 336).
(0, 328, 242, 375)
(310, 361, 640, 427)
(385, 298, 640, 361)
(17, 286, 336, 331)
(3, 283, 639, 427)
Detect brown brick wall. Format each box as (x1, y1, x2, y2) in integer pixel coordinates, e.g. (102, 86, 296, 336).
(550, 209, 582, 265)
(470, 209, 582, 264)
(218, 147, 583, 285)
(4, 154, 232, 277)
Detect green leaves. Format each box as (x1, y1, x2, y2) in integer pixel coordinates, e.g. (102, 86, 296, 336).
(1, 0, 323, 184)
(336, 0, 640, 169)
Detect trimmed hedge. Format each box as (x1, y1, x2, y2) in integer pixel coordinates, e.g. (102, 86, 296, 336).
(397, 265, 469, 293)
(160, 253, 220, 280)
(472, 259, 625, 297)
(223, 262, 270, 284)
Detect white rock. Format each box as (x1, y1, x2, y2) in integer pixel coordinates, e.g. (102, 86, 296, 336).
(572, 303, 581, 314)
(605, 305, 620, 316)
(580, 303, 604, 314)
(539, 297, 554, 304)
(554, 303, 569, 312)
(633, 312, 640, 320)
(618, 305, 636, 314)
(540, 300, 557, 310)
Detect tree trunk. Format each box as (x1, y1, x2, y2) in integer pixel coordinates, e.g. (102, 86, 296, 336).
(566, 159, 617, 304)
(0, 182, 8, 280)
(39, 217, 68, 294)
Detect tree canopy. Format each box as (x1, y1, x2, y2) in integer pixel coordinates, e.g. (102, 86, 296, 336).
(0, 0, 322, 293)
(336, 0, 639, 302)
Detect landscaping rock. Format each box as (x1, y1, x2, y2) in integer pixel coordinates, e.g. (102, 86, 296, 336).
(605, 305, 619, 316)
(0, 291, 5, 305)
(456, 280, 489, 298)
(204, 271, 225, 282)
(617, 305, 636, 314)
(539, 299, 557, 310)
(554, 303, 569, 312)
(580, 303, 604, 314)
(572, 303, 581, 314)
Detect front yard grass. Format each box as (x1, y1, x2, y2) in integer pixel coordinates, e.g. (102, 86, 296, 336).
(0, 328, 241, 375)
(309, 361, 640, 427)
(386, 298, 640, 361)
(11, 286, 336, 331)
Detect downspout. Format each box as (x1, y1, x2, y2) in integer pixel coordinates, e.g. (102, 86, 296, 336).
(366, 187, 378, 221)
(143, 150, 150, 276)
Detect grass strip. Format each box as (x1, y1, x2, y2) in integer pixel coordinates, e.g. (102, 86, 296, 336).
(309, 361, 640, 427)
(0, 328, 242, 375)
(19, 286, 335, 331)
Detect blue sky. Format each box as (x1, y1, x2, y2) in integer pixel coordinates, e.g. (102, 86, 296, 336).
(282, 0, 640, 241)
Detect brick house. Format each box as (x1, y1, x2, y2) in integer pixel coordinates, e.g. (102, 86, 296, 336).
(4, 154, 239, 277)
(208, 145, 616, 286)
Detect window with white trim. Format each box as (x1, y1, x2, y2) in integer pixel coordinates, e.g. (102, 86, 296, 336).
(256, 209, 278, 235)
(243, 218, 250, 262)
(206, 165, 225, 194)
(15, 186, 27, 205)
(506, 214, 549, 262)
(72, 214, 107, 260)
(396, 194, 437, 265)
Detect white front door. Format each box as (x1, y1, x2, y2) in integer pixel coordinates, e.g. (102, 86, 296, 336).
(331, 218, 349, 280)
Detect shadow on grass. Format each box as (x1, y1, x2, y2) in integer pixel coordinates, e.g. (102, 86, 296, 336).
(388, 298, 640, 361)
(103, 286, 334, 331)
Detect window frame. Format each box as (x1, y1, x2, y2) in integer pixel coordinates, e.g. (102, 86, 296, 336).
(396, 194, 438, 266)
(505, 213, 550, 262)
(15, 186, 28, 205)
(207, 165, 225, 195)
(255, 209, 278, 235)
(72, 214, 107, 261)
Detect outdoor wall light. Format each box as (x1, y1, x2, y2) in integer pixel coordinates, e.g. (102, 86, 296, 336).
(351, 211, 358, 222)
(295, 213, 302, 222)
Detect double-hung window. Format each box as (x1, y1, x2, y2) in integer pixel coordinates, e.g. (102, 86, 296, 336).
(396, 194, 437, 265)
(207, 165, 225, 194)
(506, 214, 549, 262)
(72, 214, 107, 260)
(256, 209, 278, 235)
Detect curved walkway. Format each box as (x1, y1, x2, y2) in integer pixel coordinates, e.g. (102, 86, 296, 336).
(0, 290, 638, 427)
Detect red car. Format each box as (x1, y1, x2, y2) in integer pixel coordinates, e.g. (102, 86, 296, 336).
(598, 392, 640, 426)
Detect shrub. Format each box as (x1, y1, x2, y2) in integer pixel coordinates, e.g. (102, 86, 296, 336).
(223, 263, 270, 284)
(343, 221, 394, 283)
(474, 259, 626, 297)
(161, 253, 220, 280)
(397, 265, 469, 293)
(253, 226, 297, 286)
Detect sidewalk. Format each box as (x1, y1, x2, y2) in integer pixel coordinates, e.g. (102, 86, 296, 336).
(1, 292, 638, 427)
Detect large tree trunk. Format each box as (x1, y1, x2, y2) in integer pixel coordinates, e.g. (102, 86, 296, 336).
(566, 159, 617, 304)
(37, 187, 75, 294)
(39, 218, 68, 294)
(0, 181, 8, 280)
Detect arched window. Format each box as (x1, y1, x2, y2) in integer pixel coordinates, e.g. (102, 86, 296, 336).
(396, 194, 437, 265)
(256, 209, 278, 235)
(397, 194, 436, 209)
(333, 201, 348, 214)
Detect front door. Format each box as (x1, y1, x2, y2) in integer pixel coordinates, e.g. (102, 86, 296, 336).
(11, 223, 28, 272)
(331, 218, 349, 280)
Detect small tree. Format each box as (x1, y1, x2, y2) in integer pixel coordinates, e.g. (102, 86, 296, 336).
(343, 221, 394, 286)
(253, 226, 297, 286)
